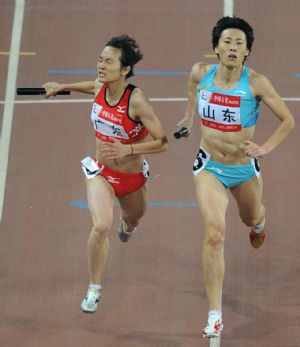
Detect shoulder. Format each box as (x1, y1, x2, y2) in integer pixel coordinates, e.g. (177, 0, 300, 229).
(128, 87, 154, 120)
(130, 87, 150, 107)
(248, 68, 274, 98)
(190, 62, 214, 84)
(248, 68, 269, 85)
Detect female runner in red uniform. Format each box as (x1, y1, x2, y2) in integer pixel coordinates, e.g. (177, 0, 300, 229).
(43, 35, 168, 313)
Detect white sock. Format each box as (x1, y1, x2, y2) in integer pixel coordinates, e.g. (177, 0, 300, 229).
(208, 310, 222, 323)
(121, 219, 136, 234)
(89, 284, 102, 290)
(252, 218, 265, 234)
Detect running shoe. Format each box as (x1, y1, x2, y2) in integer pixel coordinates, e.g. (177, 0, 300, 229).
(249, 229, 266, 249)
(203, 318, 223, 338)
(118, 219, 136, 243)
(81, 287, 101, 313)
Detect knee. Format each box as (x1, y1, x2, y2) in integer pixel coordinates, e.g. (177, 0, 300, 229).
(204, 221, 225, 250)
(92, 221, 111, 239)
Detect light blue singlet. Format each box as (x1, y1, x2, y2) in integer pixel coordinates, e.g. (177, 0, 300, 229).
(197, 64, 261, 128)
(193, 65, 262, 188)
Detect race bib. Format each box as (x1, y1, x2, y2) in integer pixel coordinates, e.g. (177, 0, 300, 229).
(199, 91, 242, 132)
(91, 102, 129, 139)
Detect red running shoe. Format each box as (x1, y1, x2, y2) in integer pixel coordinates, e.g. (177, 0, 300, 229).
(249, 229, 266, 249)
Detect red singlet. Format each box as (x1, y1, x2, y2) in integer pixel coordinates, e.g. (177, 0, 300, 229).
(91, 83, 148, 143)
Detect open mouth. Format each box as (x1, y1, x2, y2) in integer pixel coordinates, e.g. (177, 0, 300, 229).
(228, 54, 237, 59)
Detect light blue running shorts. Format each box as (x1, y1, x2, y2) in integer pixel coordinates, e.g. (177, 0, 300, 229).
(193, 146, 260, 188)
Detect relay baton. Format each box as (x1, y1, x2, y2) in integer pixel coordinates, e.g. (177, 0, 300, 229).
(173, 127, 189, 139)
(16, 88, 70, 95)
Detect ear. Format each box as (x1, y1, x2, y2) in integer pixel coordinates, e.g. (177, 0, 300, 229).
(121, 66, 131, 77)
(214, 47, 220, 60)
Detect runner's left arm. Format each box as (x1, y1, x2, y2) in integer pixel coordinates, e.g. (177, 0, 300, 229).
(244, 74, 295, 158)
(101, 89, 168, 159)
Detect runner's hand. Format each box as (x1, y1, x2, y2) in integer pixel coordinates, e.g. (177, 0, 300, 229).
(243, 140, 269, 158)
(176, 116, 193, 134)
(101, 138, 130, 159)
(42, 82, 63, 98)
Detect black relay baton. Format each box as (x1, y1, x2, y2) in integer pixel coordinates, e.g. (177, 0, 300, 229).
(16, 88, 71, 95)
(173, 127, 189, 139)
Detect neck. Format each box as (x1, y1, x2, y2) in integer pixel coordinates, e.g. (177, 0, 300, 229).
(106, 79, 127, 104)
(214, 64, 244, 89)
(216, 64, 243, 84)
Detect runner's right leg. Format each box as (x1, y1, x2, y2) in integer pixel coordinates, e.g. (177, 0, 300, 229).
(81, 175, 115, 313)
(194, 170, 228, 336)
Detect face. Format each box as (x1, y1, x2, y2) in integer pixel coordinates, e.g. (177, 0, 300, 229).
(215, 28, 249, 66)
(96, 46, 129, 83)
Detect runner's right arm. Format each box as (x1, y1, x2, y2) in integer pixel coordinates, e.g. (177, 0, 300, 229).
(42, 81, 95, 97)
(176, 62, 206, 133)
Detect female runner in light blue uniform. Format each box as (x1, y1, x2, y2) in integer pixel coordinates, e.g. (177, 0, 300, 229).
(177, 17, 295, 339)
(194, 64, 261, 188)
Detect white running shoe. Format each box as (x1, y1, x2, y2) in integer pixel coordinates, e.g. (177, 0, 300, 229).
(118, 218, 136, 243)
(203, 317, 223, 338)
(81, 287, 101, 313)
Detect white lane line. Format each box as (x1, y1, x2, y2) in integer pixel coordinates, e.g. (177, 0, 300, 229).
(1, 97, 299, 105)
(223, 0, 234, 16)
(0, 0, 25, 222)
(0, 98, 187, 104)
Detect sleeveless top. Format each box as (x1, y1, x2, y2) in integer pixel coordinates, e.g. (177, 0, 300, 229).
(197, 64, 260, 132)
(91, 83, 148, 143)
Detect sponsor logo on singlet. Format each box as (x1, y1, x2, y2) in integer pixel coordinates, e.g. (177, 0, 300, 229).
(117, 105, 126, 113)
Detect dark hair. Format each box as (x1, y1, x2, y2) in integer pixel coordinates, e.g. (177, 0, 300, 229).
(105, 35, 143, 79)
(212, 16, 254, 52)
